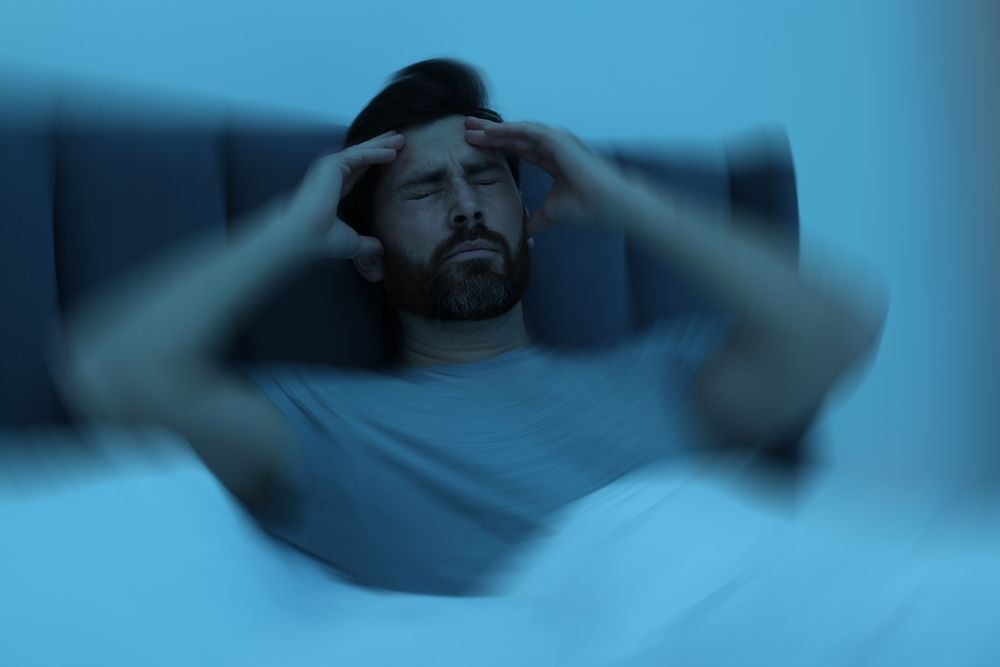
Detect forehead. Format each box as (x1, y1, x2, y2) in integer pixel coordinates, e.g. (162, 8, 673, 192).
(386, 115, 504, 185)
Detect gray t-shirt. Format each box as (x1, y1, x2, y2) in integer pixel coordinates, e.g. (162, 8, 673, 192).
(243, 316, 729, 596)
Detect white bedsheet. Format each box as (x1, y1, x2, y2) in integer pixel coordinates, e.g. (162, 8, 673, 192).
(1, 425, 997, 666)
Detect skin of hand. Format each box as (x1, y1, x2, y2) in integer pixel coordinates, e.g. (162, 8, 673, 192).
(281, 130, 406, 262)
(463, 116, 634, 235)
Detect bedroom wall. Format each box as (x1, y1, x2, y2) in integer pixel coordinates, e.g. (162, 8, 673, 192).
(2, 0, 996, 488)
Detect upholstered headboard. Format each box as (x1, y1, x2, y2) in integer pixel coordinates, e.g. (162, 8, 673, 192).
(0, 81, 799, 431)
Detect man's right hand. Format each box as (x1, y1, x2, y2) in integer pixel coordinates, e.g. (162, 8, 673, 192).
(281, 129, 405, 261)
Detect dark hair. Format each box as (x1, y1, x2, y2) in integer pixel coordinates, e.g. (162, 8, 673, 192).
(337, 58, 521, 236)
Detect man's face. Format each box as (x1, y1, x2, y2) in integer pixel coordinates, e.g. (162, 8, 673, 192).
(369, 115, 531, 321)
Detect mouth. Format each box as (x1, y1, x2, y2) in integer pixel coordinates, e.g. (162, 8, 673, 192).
(446, 248, 499, 261)
(444, 242, 500, 261)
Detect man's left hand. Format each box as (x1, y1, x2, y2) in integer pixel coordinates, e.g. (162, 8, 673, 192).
(464, 117, 632, 236)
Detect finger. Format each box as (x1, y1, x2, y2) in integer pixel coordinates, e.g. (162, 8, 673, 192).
(336, 132, 404, 159)
(474, 119, 549, 146)
(480, 120, 563, 175)
(314, 132, 401, 162)
(465, 117, 541, 145)
(354, 132, 405, 150)
(314, 134, 403, 172)
(465, 124, 561, 177)
(343, 136, 405, 169)
(339, 146, 401, 195)
(340, 146, 401, 167)
(480, 121, 605, 193)
(491, 122, 565, 170)
(363, 129, 401, 143)
(466, 129, 540, 157)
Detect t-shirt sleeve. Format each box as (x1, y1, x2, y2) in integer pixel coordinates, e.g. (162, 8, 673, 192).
(236, 362, 357, 567)
(622, 314, 736, 453)
(635, 315, 734, 391)
(628, 315, 815, 465)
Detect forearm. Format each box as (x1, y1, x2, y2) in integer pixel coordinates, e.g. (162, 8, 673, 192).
(615, 175, 885, 364)
(62, 200, 314, 379)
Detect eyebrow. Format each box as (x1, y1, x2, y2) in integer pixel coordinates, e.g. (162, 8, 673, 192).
(395, 158, 502, 192)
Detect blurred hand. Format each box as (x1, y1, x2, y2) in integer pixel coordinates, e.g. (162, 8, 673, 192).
(464, 117, 631, 235)
(281, 130, 405, 260)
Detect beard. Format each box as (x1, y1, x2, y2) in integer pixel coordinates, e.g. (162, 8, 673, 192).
(380, 224, 532, 322)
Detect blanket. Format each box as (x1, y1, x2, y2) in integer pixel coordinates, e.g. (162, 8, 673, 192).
(1, 425, 997, 666)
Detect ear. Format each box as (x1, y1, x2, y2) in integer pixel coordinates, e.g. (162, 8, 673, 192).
(353, 252, 384, 283)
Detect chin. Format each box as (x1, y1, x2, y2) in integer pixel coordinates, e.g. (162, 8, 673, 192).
(383, 235, 531, 321)
(431, 269, 521, 321)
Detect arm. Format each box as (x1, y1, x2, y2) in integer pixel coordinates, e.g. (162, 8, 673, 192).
(61, 200, 312, 382)
(465, 117, 888, 449)
(55, 209, 314, 506)
(54, 131, 405, 506)
(613, 176, 888, 446)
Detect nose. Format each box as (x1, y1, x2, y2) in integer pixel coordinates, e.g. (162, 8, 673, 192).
(447, 179, 484, 229)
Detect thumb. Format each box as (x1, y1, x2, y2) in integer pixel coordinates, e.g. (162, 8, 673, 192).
(350, 234, 384, 259)
(322, 223, 383, 260)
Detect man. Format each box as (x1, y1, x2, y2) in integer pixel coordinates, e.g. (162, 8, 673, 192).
(53, 59, 886, 596)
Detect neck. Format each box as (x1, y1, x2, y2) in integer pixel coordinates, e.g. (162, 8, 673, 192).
(398, 303, 533, 368)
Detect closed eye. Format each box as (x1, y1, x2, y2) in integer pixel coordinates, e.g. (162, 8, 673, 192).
(410, 189, 441, 200)
(408, 179, 499, 200)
